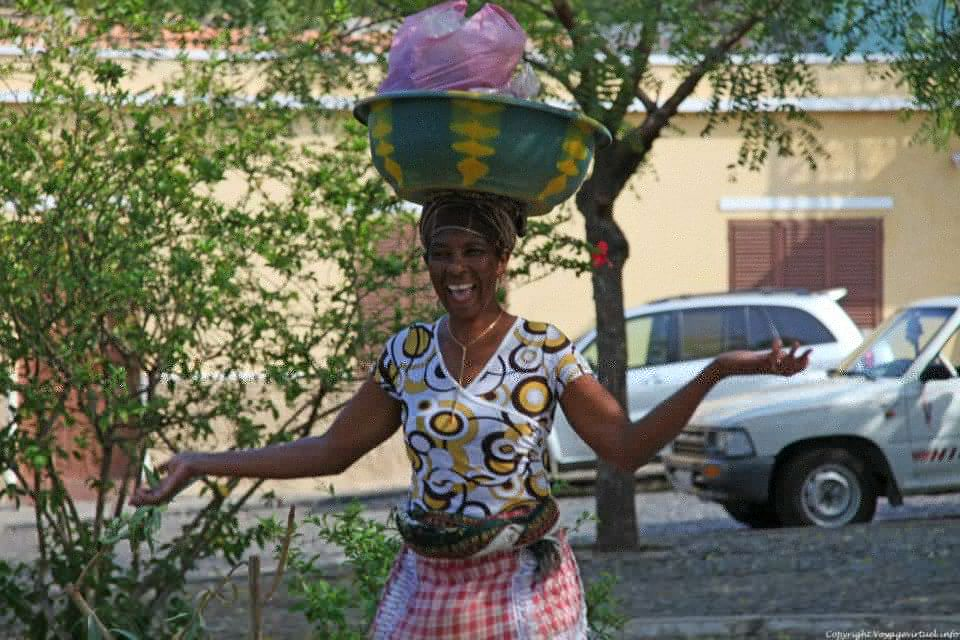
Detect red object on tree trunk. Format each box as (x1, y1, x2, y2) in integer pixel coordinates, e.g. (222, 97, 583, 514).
(591, 240, 610, 268)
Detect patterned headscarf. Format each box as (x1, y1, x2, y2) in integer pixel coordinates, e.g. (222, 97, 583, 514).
(418, 191, 527, 259)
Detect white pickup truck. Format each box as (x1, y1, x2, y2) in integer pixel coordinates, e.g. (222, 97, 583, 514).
(663, 297, 960, 528)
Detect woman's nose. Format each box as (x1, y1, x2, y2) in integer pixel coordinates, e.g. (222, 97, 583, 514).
(446, 252, 469, 272)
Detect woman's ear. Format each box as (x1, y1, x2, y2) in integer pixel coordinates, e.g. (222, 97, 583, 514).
(496, 251, 510, 277)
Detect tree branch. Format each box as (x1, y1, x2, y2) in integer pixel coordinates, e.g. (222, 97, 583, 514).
(624, 10, 767, 154)
(550, 0, 577, 32)
(547, 0, 600, 112)
(523, 53, 578, 99)
(65, 584, 115, 640)
(606, 2, 661, 130)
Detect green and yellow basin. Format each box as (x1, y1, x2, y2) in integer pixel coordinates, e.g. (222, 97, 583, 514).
(353, 91, 612, 216)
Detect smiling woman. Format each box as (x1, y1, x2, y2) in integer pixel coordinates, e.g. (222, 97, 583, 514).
(365, 189, 595, 638)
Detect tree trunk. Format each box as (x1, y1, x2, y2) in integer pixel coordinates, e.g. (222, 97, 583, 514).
(575, 142, 641, 550)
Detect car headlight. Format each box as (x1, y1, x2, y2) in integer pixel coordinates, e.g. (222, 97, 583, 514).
(703, 428, 755, 458)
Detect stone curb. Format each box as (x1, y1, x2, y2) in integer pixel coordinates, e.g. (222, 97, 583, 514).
(623, 614, 960, 638)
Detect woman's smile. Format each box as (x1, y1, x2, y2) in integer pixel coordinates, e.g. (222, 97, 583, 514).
(447, 282, 477, 304)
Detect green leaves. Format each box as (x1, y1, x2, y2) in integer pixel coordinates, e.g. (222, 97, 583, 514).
(281, 501, 402, 638)
(585, 572, 628, 640)
(93, 61, 126, 87)
(191, 156, 226, 184)
(887, 1, 960, 148)
(23, 444, 50, 470)
(100, 505, 165, 554)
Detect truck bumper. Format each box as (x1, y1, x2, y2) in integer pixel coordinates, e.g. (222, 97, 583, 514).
(663, 453, 776, 504)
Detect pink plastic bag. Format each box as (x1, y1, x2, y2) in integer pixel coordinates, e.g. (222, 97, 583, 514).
(379, 1, 532, 97)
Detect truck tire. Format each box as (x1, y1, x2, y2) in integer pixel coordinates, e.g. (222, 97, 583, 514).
(721, 500, 781, 528)
(775, 447, 877, 528)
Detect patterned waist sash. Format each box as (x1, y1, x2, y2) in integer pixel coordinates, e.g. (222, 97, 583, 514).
(395, 497, 562, 578)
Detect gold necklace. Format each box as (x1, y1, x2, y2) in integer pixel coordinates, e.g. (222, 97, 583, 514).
(445, 309, 504, 387)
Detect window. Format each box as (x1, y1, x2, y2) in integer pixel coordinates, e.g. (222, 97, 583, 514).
(763, 306, 836, 345)
(725, 307, 749, 351)
(581, 311, 674, 369)
(679, 307, 749, 361)
(627, 312, 674, 368)
(747, 307, 778, 350)
(841, 306, 954, 379)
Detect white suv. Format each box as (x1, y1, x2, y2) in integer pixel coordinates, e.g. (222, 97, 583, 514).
(547, 288, 864, 473)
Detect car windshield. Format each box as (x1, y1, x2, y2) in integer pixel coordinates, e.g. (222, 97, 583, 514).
(837, 306, 956, 379)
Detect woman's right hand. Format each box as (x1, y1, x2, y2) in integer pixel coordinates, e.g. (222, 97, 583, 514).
(130, 453, 201, 507)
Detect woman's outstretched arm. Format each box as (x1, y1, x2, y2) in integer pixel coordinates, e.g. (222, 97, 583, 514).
(130, 376, 402, 506)
(560, 340, 811, 473)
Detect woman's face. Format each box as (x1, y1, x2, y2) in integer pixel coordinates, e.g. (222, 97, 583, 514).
(426, 228, 507, 318)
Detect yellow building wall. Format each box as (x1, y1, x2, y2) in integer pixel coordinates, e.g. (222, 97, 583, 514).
(508, 109, 960, 340)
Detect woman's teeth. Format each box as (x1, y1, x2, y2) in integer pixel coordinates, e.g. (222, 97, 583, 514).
(448, 284, 476, 302)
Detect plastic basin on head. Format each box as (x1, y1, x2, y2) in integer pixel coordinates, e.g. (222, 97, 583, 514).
(354, 91, 612, 215)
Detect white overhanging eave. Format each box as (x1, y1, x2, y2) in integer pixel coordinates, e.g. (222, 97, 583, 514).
(1, 89, 921, 114)
(718, 196, 895, 212)
(0, 45, 895, 67)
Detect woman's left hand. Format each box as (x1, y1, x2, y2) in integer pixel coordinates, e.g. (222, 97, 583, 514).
(714, 339, 812, 378)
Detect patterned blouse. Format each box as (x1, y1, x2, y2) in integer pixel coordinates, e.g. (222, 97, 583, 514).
(373, 317, 593, 518)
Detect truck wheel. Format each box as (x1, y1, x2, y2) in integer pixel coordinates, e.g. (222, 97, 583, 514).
(775, 447, 877, 528)
(721, 500, 781, 528)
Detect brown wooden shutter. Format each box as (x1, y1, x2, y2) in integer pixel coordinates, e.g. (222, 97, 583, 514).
(782, 221, 827, 290)
(729, 218, 883, 327)
(828, 219, 882, 327)
(728, 221, 780, 289)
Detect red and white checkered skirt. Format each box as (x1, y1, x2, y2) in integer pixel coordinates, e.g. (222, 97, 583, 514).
(369, 532, 587, 640)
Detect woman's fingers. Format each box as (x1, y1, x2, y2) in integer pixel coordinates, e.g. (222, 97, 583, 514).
(769, 338, 783, 359)
(132, 483, 164, 506)
(131, 457, 193, 506)
(766, 339, 784, 373)
(130, 488, 153, 507)
(781, 347, 813, 376)
(138, 479, 177, 505)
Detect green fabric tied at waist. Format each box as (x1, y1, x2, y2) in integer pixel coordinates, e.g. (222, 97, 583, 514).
(395, 497, 562, 579)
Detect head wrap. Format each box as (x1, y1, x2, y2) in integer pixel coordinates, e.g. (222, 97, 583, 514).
(418, 191, 527, 259)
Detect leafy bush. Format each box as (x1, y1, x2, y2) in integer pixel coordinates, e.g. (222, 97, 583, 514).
(0, 5, 431, 636)
(274, 501, 401, 639)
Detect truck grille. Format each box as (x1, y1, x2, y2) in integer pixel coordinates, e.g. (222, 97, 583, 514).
(672, 428, 706, 457)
